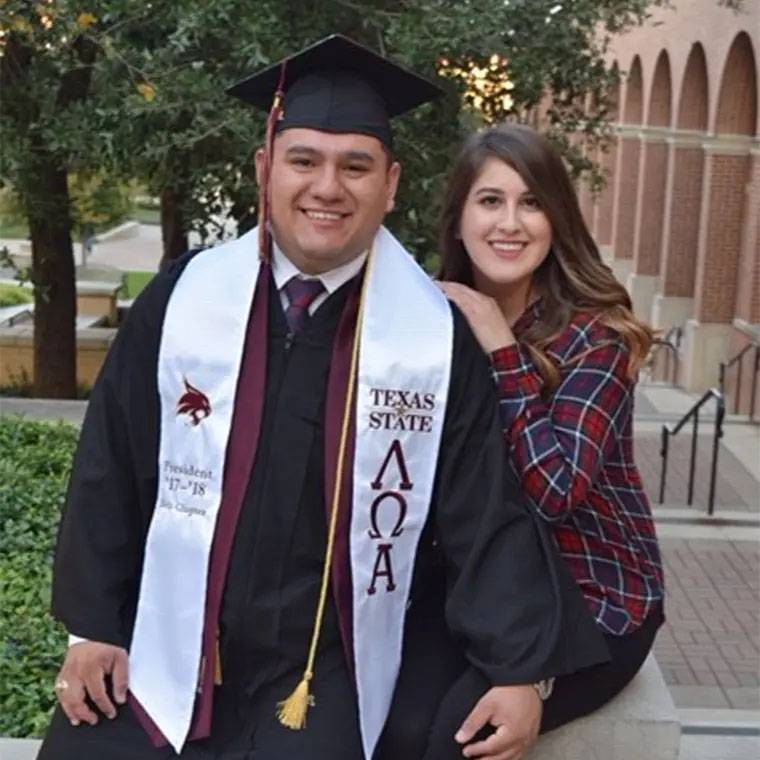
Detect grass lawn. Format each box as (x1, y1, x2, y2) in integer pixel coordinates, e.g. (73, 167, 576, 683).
(133, 204, 161, 225)
(0, 218, 111, 241)
(1, 208, 161, 240)
(0, 282, 33, 307)
(122, 270, 155, 299)
(0, 218, 29, 239)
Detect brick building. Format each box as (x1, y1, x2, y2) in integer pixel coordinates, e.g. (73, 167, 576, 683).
(581, 1, 759, 405)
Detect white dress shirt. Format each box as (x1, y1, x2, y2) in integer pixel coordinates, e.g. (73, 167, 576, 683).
(270, 240, 368, 316)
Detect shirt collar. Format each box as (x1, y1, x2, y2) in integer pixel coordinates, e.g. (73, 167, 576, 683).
(514, 297, 543, 334)
(270, 239, 368, 295)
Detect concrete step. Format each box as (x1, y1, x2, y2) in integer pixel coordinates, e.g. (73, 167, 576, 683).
(0, 738, 41, 760)
(634, 412, 757, 425)
(653, 507, 760, 525)
(680, 708, 760, 734)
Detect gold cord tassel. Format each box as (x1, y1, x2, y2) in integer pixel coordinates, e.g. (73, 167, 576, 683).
(214, 631, 223, 686)
(276, 249, 374, 730)
(276, 672, 314, 729)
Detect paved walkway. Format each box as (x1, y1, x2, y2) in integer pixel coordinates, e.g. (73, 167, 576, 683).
(634, 384, 760, 723)
(1, 224, 164, 273)
(1, 221, 224, 275)
(654, 537, 759, 710)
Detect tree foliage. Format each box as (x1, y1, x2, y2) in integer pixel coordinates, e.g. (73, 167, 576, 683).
(2, 0, 661, 258)
(1, 0, 661, 396)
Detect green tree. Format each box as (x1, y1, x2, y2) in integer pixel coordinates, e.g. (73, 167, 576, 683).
(0, 1, 274, 395)
(97, 0, 664, 267)
(1, 3, 101, 398)
(69, 173, 134, 234)
(99, 1, 281, 265)
(1, 0, 660, 398)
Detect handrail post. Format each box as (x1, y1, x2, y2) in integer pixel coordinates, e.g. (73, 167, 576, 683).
(687, 410, 699, 505)
(708, 393, 725, 516)
(718, 362, 726, 397)
(673, 344, 679, 386)
(751, 346, 760, 423)
(659, 427, 669, 504)
(734, 353, 743, 415)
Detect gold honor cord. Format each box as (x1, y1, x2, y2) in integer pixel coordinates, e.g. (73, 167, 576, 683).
(276, 247, 375, 730)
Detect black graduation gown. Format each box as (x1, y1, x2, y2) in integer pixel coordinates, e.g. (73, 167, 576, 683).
(45, 252, 608, 758)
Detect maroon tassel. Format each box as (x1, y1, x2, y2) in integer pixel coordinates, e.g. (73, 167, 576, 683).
(258, 62, 288, 261)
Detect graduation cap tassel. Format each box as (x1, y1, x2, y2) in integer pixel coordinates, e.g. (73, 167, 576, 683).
(214, 630, 223, 686)
(276, 248, 375, 731)
(257, 62, 288, 261)
(276, 672, 313, 729)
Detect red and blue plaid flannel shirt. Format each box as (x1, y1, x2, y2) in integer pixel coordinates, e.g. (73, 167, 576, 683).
(491, 302, 664, 635)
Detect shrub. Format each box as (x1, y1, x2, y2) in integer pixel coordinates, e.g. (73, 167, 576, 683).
(0, 283, 33, 308)
(0, 416, 78, 737)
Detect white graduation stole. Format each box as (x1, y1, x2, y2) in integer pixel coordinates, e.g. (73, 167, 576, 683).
(351, 227, 452, 759)
(129, 228, 261, 752)
(129, 226, 453, 756)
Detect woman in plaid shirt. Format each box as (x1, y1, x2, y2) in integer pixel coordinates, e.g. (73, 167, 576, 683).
(437, 124, 665, 736)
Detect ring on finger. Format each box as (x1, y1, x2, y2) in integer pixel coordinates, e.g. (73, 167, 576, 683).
(54, 679, 69, 692)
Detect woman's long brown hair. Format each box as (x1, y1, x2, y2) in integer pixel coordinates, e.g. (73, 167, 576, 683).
(438, 124, 653, 391)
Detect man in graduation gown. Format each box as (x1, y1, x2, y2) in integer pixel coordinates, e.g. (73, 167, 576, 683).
(40, 35, 608, 760)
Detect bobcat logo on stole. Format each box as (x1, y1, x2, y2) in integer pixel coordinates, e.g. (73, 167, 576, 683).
(176, 377, 211, 426)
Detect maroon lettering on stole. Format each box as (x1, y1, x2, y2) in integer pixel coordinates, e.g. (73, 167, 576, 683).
(367, 543, 397, 595)
(370, 438, 413, 491)
(365, 438, 416, 597)
(368, 491, 406, 539)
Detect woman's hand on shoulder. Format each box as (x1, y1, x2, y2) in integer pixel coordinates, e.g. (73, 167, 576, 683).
(437, 281, 516, 354)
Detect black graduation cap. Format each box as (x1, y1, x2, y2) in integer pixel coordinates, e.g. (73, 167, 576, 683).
(227, 34, 442, 148)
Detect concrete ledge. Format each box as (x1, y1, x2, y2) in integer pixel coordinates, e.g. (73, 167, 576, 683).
(75, 280, 121, 296)
(681, 319, 732, 391)
(0, 325, 34, 344)
(527, 653, 680, 760)
(0, 656, 680, 760)
(0, 326, 117, 386)
(75, 264, 123, 284)
(0, 326, 117, 348)
(0, 737, 41, 760)
(611, 258, 634, 286)
(0, 397, 88, 425)
(732, 318, 760, 342)
(626, 273, 660, 323)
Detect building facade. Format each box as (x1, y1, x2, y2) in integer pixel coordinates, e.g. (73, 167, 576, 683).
(582, 1, 759, 409)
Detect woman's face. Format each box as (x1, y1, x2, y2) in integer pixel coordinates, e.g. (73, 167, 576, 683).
(458, 157, 553, 294)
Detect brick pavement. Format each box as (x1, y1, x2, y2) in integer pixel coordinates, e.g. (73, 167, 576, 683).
(654, 537, 760, 710)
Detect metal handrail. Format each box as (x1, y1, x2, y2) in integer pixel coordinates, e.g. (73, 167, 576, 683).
(719, 341, 760, 422)
(665, 325, 683, 349)
(658, 388, 725, 515)
(647, 326, 682, 386)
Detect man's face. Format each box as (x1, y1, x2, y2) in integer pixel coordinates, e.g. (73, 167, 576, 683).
(255, 128, 401, 274)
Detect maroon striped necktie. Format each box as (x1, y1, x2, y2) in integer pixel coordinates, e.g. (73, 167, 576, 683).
(283, 276, 326, 333)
